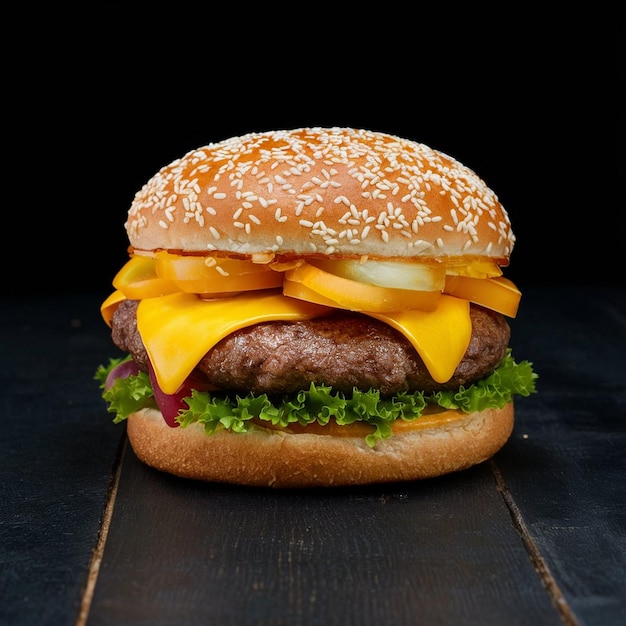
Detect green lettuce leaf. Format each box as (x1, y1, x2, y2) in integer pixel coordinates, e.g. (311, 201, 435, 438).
(95, 350, 537, 447)
(95, 358, 156, 423)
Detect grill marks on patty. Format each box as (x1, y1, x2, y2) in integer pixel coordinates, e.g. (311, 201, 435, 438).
(110, 299, 510, 395)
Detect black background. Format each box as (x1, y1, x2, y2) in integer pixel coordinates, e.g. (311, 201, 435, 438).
(8, 5, 623, 296)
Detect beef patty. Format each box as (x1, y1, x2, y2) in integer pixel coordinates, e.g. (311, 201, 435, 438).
(111, 299, 510, 395)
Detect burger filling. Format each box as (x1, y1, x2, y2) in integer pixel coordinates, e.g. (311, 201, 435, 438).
(97, 298, 536, 446)
(111, 299, 510, 395)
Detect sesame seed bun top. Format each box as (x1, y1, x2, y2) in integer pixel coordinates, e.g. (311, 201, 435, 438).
(126, 127, 515, 263)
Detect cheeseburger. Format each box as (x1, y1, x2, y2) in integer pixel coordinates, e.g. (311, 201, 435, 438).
(96, 127, 537, 488)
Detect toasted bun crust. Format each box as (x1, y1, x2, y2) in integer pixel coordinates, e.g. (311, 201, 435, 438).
(125, 404, 514, 488)
(126, 127, 514, 263)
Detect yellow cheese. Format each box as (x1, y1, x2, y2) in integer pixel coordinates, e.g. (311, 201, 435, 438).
(100, 289, 127, 327)
(367, 295, 471, 383)
(135, 290, 470, 394)
(137, 291, 332, 394)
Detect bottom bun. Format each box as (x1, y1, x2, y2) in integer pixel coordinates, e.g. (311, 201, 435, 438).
(125, 403, 514, 488)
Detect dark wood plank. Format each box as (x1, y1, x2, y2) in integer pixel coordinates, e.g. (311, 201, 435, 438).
(87, 446, 561, 626)
(0, 295, 125, 626)
(500, 286, 626, 625)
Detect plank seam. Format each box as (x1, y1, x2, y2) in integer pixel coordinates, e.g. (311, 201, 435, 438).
(76, 434, 128, 626)
(490, 459, 580, 626)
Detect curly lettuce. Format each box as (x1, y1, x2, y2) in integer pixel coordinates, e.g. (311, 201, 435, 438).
(95, 350, 537, 447)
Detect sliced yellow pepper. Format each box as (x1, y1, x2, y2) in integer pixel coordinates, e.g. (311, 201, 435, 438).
(444, 275, 521, 318)
(311, 258, 446, 292)
(284, 262, 440, 313)
(154, 252, 283, 295)
(112, 256, 179, 300)
(444, 257, 503, 278)
(283, 280, 351, 309)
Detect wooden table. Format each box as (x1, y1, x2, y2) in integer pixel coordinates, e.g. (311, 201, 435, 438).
(2, 286, 624, 625)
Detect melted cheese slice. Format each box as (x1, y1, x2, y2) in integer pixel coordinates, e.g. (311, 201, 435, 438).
(101, 290, 127, 326)
(134, 290, 471, 394)
(366, 295, 471, 383)
(137, 291, 332, 394)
